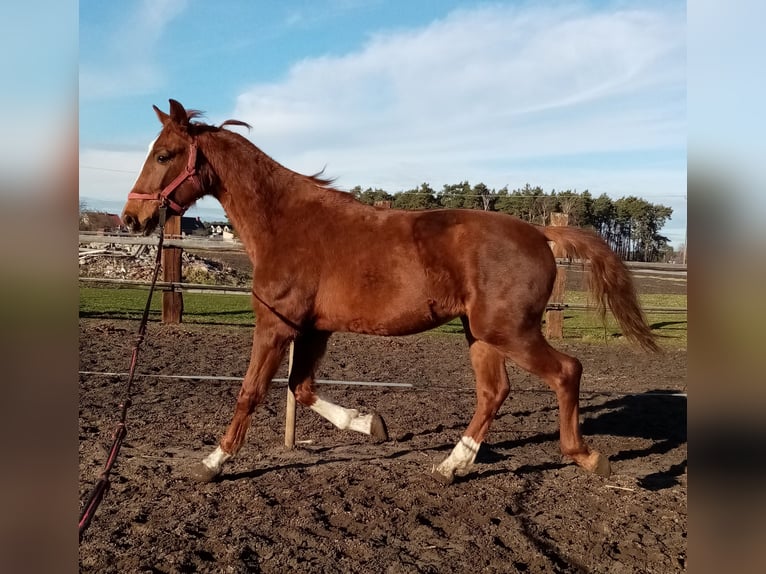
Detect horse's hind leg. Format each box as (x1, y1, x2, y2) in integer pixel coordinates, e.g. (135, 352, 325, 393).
(290, 330, 388, 441)
(502, 329, 611, 477)
(432, 324, 510, 484)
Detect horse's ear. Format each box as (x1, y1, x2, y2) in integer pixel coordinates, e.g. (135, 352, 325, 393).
(153, 104, 170, 125)
(168, 99, 190, 127)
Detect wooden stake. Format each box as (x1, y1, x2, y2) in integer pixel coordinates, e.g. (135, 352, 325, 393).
(284, 342, 296, 449)
(161, 215, 183, 323)
(545, 213, 569, 339)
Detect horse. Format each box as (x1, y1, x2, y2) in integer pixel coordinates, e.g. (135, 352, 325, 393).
(122, 99, 659, 484)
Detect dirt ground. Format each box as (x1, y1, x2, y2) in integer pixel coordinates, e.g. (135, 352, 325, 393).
(79, 311, 686, 572)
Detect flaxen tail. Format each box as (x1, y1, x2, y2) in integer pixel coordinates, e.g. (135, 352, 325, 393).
(540, 226, 660, 353)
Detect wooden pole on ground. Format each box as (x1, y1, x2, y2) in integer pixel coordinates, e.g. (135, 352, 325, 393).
(161, 215, 183, 323)
(545, 212, 569, 339)
(284, 342, 296, 449)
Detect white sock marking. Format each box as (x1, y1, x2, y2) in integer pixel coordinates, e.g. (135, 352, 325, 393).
(435, 436, 481, 478)
(310, 396, 372, 434)
(201, 446, 231, 472)
(348, 414, 374, 434)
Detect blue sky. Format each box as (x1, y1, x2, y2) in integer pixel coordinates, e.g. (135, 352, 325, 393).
(79, 0, 686, 246)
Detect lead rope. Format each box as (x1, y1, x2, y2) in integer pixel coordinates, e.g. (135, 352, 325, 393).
(79, 207, 168, 542)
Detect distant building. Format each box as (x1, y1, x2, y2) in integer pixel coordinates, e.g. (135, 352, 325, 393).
(79, 212, 125, 232)
(211, 224, 234, 241)
(181, 216, 208, 236)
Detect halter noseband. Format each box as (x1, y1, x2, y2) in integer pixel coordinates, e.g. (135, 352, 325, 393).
(127, 140, 202, 216)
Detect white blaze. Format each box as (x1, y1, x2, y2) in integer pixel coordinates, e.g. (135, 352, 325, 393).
(131, 136, 158, 188)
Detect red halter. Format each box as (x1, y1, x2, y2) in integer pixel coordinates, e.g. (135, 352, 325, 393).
(127, 140, 202, 215)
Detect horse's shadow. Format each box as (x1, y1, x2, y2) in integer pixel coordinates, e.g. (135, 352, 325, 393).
(650, 320, 687, 330)
(217, 391, 686, 490)
(583, 390, 687, 490)
(478, 390, 687, 490)
(219, 458, 353, 482)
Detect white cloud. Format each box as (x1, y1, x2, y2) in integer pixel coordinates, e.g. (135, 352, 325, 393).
(80, 0, 188, 100)
(80, 3, 686, 245)
(79, 147, 148, 201)
(232, 3, 685, 197)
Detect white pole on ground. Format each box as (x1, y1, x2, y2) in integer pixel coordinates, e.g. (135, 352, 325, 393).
(284, 342, 296, 449)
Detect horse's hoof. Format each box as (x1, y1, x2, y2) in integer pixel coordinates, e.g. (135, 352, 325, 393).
(430, 465, 454, 486)
(370, 413, 389, 442)
(190, 462, 221, 483)
(592, 453, 612, 477)
(581, 451, 611, 477)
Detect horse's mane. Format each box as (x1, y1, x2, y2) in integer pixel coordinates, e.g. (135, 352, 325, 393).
(307, 169, 336, 189)
(185, 109, 253, 133)
(185, 110, 337, 191)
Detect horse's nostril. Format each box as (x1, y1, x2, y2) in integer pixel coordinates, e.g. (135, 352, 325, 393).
(123, 214, 137, 228)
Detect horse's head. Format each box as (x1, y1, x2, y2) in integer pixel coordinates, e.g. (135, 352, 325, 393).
(121, 99, 208, 234)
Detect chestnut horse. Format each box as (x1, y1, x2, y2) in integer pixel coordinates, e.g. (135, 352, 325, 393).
(122, 100, 658, 484)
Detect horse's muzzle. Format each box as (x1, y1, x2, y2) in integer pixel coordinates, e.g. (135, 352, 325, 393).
(122, 212, 140, 231)
(122, 211, 158, 235)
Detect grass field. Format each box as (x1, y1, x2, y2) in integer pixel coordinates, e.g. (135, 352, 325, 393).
(79, 286, 255, 325)
(79, 287, 686, 345)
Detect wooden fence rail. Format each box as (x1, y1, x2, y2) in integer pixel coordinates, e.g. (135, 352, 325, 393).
(79, 231, 687, 325)
(78, 277, 687, 315)
(78, 231, 247, 252)
(78, 233, 687, 273)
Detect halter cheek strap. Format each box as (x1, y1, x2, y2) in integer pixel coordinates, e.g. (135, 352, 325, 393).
(127, 141, 202, 215)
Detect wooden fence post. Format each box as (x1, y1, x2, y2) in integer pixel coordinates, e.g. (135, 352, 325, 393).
(162, 215, 183, 323)
(545, 212, 569, 339)
(284, 342, 296, 449)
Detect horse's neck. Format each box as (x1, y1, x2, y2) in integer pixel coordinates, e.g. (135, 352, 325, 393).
(200, 131, 293, 259)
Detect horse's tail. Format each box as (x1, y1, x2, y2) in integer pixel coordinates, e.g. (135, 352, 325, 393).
(540, 225, 660, 353)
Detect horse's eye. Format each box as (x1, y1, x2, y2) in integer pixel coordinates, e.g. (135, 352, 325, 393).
(157, 154, 170, 164)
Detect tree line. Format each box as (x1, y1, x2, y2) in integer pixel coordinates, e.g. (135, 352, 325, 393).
(349, 182, 674, 262)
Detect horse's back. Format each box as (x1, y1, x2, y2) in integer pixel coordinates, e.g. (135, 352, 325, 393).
(410, 208, 557, 306)
(313, 207, 556, 335)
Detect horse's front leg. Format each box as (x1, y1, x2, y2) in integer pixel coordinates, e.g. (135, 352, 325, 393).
(191, 317, 292, 482)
